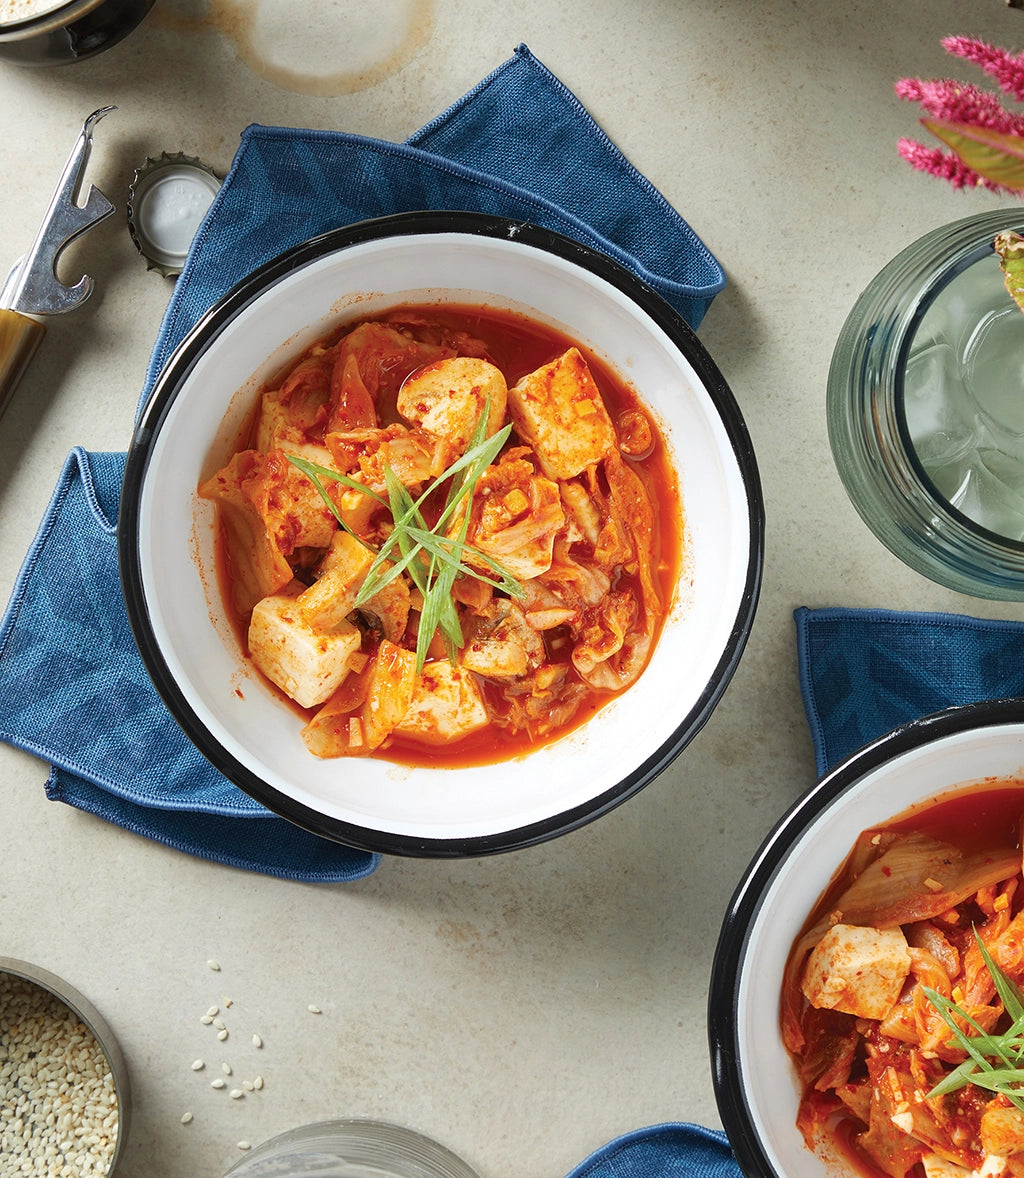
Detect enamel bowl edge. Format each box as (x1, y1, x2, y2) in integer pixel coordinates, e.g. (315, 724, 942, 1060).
(709, 698, 1024, 1178)
(118, 211, 764, 858)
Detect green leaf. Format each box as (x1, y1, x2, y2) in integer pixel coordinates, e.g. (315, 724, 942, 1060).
(928, 1056, 990, 1097)
(922, 118, 1024, 191)
(994, 230, 1024, 316)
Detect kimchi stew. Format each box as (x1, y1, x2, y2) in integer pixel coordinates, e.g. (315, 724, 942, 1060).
(781, 785, 1024, 1178)
(198, 305, 682, 766)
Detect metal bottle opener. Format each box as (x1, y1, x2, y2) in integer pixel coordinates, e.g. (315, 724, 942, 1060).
(0, 107, 117, 421)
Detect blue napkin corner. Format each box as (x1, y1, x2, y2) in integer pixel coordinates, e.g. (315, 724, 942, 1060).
(795, 604, 1024, 777)
(0, 447, 379, 883)
(564, 1123, 742, 1178)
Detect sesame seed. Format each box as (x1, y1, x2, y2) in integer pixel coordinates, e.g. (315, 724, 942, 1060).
(180, 1112, 193, 1124)
(191, 1060, 205, 1071)
(230, 1089, 244, 1100)
(242, 1080, 254, 1091)
(207, 960, 221, 972)
(253, 1076, 264, 1090)
(221, 1063, 231, 1075)
(217, 1029, 229, 1042)
(206, 1006, 219, 1018)
(238, 1141, 251, 1151)
(0, 972, 119, 1174)
(210, 1079, 226, 1089)
(307, 1004, 321, 1014)
(200, 1015, 214, 1025)
(212, 1019, 226, 1031)
(251, 1033, 262, 1048)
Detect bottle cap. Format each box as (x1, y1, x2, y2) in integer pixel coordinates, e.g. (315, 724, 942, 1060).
(127, 152, 221, 278)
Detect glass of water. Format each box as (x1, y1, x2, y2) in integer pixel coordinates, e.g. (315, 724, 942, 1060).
(828, 208, 1024, 599)
(221, 1120, 480, 1178)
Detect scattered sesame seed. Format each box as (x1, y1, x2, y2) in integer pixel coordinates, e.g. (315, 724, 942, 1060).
(253, 1076, 264, 1090)
(207, 960, 221, 972)
(307, 1004, 321, 1014)
(238, 1141, 251, 1151)
(206, 1006, 219, 1018)
(221, 1063, 231, 1075)
(213, 1018, 226, 1031)
(200, 1015, 214, 1025)
(230, 1089, 244, 1100)
(223, 997, 234, 1008)
(242, 1080, 254, 1092)
(191, 1060, 205, 1071)
(251, 1033, 262, 1048)
(210, 1078, 226, 1090)
(217, 1029, 229, 1042)
(180, 1112, 193, 1124)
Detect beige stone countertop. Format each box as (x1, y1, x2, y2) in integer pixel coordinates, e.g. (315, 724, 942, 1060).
(2, 2, 1024, 1175)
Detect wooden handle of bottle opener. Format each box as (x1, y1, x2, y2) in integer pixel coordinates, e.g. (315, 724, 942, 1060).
(0, 307, 46, 421)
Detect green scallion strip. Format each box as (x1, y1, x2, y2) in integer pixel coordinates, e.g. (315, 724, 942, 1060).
(925, 928, 1024, 1112)
(284, 403, 526, 670)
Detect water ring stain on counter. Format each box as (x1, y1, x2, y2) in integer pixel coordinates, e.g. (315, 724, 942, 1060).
(150, 0, 435, 96)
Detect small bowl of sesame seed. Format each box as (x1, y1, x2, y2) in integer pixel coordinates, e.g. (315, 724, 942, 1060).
(0, 957, 130, 1177)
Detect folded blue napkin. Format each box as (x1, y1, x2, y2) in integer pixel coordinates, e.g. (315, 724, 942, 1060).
(795, 605, 1024, 776)
(564, 1123, 741, 1178)
(0, 43, 724, 880)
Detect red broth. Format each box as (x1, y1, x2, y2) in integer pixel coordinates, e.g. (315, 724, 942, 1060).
(782, 781, 1024, 1178)
(204, 304, 684, 768)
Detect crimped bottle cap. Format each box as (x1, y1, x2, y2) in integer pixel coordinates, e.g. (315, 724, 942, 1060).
(127, 152, 221, 278)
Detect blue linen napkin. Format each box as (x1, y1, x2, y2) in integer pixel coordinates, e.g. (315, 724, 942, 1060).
(563, 1123, 742, 1178)
(143, 43, 723, 398)
(0, 43, 724, 880)
(795, 605, 1024, 776)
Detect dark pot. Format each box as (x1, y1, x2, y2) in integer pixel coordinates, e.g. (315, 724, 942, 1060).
(0, 0, 154, 65)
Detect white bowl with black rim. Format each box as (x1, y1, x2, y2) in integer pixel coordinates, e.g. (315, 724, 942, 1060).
(709, 698, 1024, 1178)
(118, 210, 763, 858)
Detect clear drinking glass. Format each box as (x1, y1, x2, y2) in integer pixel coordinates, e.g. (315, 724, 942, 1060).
(221, 1120, 480, 1178)
(828, 208, 1024, 599)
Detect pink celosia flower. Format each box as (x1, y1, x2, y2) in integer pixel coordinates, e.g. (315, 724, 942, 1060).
(896, 36, 1024, 195)
(896, 137, 1005, 193)
(894, 76, 1024, 136)
(941, 35, 1024, 103)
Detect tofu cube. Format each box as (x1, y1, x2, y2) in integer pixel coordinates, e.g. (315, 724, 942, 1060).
(397, 357, 507, 450)
(507, 347, 616, 479)
(982, 1105, 1024, 1159)
(335, 484, 379, 535)
(249, 583, 361, 709)
(298, 531, 375, 632)
(393, 660, 489, 745)
(801, 923, 911, 1020)
(270, 443, 341, 551)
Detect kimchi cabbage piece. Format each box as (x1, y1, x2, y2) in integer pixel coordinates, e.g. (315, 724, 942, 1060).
(780, 789, 1024, 1178)
(197, 307, 681, 764)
